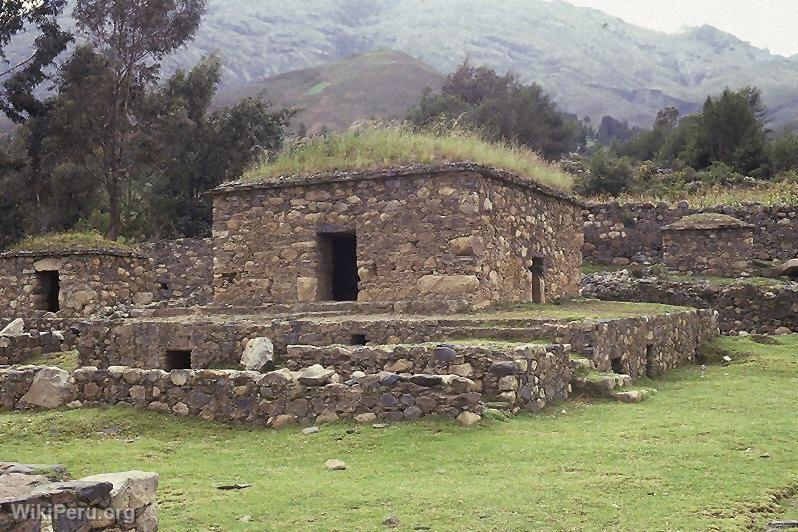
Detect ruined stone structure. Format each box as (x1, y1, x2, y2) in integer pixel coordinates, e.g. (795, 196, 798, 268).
(583, 270, 798, 334)
(210, 163, 584, 308)
(0, 249, 152, 318)
(0, 162, 730, 433)
(0, 462, 158, 530)
(583, 201, 797, 265)
(662, 214, 754, 276)
(0, 238, 215, 321)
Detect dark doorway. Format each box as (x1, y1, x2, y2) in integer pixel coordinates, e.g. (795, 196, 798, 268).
(611, 357, 624, 375)
(318, 232, 359, 301)
(350, 334, 367, 346)
(529, 257, 545, 304)
(36, 271, 60, 312)
(165, 350, 192, 370)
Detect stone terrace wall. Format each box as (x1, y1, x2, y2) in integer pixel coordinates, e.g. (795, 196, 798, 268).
(140, 238, 213, 306)
(0, 331, 66, 365)
(0, 252, 152, 318)
(1, 365, 483, 426)
(439, 309, 718, 378)
(583, 271, 798, 334)
(284, 343, 573, 411)
(74, 318, 272, 369)
(71, 307, 718, 384)
(212, 164, 582, 308)
(662, 227, 754, 276)
(583, 202, 798, 264)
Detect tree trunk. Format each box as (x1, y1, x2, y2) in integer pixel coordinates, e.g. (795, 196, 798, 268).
(106, 174, 120, 241)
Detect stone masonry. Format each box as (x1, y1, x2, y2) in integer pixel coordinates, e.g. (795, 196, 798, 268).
(661, 214, 754, 276)
(210, 163, 584, 308)
(0, 250, 152, 318)
(0, 462, 158, 531)
(583, 202, 797, 265)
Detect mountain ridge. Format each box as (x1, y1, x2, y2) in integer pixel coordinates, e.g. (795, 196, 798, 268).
(3, 0, 798, 128)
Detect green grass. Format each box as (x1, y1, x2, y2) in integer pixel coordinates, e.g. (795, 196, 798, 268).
(4, 337, 795, 530)
(304, 81, 330, 96)
(604, 179, 798, 207)
(491, 299, 688, 319)
(241, 124, 574, 192)
(8, 231, 134, 253)
(16, 350, 80, 371)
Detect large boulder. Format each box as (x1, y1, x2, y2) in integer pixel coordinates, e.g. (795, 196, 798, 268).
(773, 258, 798, 278)
(80, 471, 159, 530)
(296, 364, 335, 386)
(0, 318, 24, 337)
(20, 367, 73, 409)
(416, 275, 480, 296)
(241, 337, 275, 372)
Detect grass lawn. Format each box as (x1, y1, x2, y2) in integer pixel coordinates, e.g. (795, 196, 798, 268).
(2, 336, 797, 531)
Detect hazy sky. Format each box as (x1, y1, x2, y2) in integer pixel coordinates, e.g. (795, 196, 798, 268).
(561, 0, 798, 57)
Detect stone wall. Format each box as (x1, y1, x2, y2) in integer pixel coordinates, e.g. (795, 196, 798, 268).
(283, 342, 573, 411)
(211, 163, 583, 308)
(582, 271, 798, 334)
(74, 318, 272, 370)
(662, 227, 754, 276)
(437, 310, 718, 378)
(583, 202, 798, 264)
(0, 330, 66, 366)
(0, 251, 152, 318)
(0, 462, 158, 531)
(140, 238, 213, 306)
(1, 364, 483, 426)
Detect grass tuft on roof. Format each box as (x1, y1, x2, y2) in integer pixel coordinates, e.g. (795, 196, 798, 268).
(9, 231, 135, 253)
(241, 123, 574, 192)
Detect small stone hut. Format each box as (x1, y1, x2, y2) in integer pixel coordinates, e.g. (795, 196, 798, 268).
(210, 162, 584, 308)
(0, 247, 152, 318)
(662, 213, 754, 276)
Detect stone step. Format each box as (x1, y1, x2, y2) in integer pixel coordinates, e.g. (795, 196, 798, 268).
(571, 372, 632, 395)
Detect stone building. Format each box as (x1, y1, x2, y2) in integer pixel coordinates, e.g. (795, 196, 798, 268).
(0, 248, 152, 318)
(210, 162, 584, 308)
(662, 213, 754, 276)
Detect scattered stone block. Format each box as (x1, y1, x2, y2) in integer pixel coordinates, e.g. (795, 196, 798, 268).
(325, 459, 347, 471)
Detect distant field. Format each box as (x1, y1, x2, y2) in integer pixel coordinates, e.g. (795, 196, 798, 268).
(2, 335, 796, 530)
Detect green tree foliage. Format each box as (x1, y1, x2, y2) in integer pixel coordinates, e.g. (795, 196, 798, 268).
(143, 57, 293, 237)
(769, 133, 798, 173)
(596, 115, 638, 144)
(617, 88, 770, 176)
(574, 149, 634, 196)
(408, 61, 583, 159)
(0, 0, 72, 122)
(71, 0, 207, 239)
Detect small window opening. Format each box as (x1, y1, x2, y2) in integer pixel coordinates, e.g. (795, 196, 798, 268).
(529, 257, 546, 304)
(611, 357, 624, 375)
(645, 344, 656, 378)
(350, 334, 367, 346)
(36, 270, 60, 312)
(165, 350, 192, 370)
(317, 232, 359, 301)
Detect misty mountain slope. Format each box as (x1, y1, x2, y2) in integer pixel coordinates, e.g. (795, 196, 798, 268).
(5, 0, 798, 127)
(214, 50, 444, 133)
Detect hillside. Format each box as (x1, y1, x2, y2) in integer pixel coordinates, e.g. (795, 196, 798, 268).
(214, 50, 443, 134)
(4, 0, 798, 127)
(176, 0, 798, 127)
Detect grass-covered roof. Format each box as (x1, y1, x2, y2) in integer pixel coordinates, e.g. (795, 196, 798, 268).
(5, 231, 137, 255)
(236, 125, 574, 193)
(664, 213, 752, 231)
